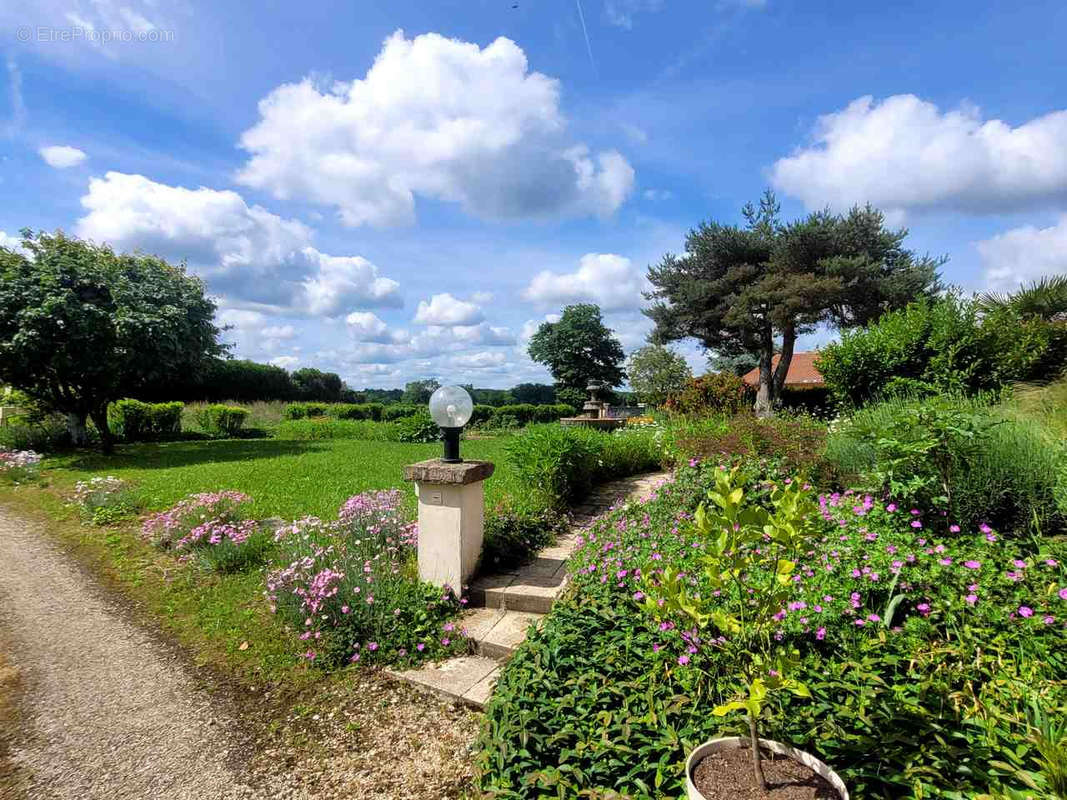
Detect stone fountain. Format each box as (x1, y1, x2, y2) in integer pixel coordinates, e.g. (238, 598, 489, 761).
(559, 381, 626, 431)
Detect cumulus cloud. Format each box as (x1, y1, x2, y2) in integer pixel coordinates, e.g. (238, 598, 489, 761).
(76, 172, 400, 315)
(345, 311, 408, 343)
(451, 350, 508, 369)
(236, 31, 634, 227)
(523, 253, 648, 310)
(0, 231, 26, 253)
(413, 293, 485, 326)
(269, 355, 300, 369)
(771, 94, 1067, 217)
(39, 144, 87, 168)
(976, 215, 1067, 289)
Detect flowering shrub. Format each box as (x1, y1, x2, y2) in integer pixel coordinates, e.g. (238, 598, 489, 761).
(478, 458, 1067, 799)
(266, 490, 462, 668)
(141, 491, 271, 572)
(0, 449, 41, 484)
(70, 475, 141, 525)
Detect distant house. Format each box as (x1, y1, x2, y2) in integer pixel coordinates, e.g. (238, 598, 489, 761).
(742, 352, 825, 390)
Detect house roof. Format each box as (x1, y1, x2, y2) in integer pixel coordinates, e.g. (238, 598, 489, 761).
(741, 352, 825, 388)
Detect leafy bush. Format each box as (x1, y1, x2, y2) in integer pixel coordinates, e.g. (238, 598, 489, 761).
(276, 418, 394, 441)
(818, 295, 1067, 408)
(477, 460, 1067, 798)
(470, 404, 496, 427)
(267, 490, 462, 668)
(69, 475, 141, 525)
(108, 398, 183, 441)
(193, 404, 249, 437)
(141, 490, 272, 572)
(489, 404, 574, 427)
(282, 401, 329, 420)
(825, 395, 1067, 534)
(382, 404, 423, 421)
(0, 416, 70, 452)
(392, 410, 440, 443)
(482, 498, 566, 572)
(505, 425, 661, 506)
(0, 448, 42, 484)
(331, 402, 385, 421)
(676, 413, 827, 476)
(665, 372, 752, 416)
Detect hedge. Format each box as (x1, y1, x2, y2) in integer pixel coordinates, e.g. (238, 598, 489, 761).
(194, 404, 249, 437)
(108, 399, 183, 441)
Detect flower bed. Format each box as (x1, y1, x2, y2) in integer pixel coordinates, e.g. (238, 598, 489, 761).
(267, 489, 463, 668)
(477, 459, 1067, 798)
(0, 449, 41, 484)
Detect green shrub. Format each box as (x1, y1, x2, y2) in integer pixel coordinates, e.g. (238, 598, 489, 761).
(193, 404, 249, 437)
(282, 401, 329, 420)
(70, 475, 142, 525)
(825, 395, 1067, 534)
(505, 425, 661, 506)
(665, 372, 752, 416)
(382, 404, 422, 421)
(675, 413, 828, 476)
(470, 404, 496, 427)
(108, 398, 183, 441)
(818, 295, 1067, 408)
(482, 497, 566, 572)
(331, 402, 385, 421)
(275, 418, 396, 441)
(392, 410, 439, 443)
(488, 403, 573, 427)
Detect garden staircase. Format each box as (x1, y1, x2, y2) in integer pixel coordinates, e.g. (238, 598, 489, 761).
(387, 471, 671, 708)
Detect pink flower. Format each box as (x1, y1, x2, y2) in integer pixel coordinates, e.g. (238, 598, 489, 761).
(678, 655, 690, 666)
(1018, 606, 1034, 618)
(1059, 588, 1067, 601)
(949, 524, 960, 533)
(965, 594, 978, 606)
(911, 520, 922, 529)
(815, 627, 826, 640)
(1043, 616, 1055, 625)
(963, 560, 980, 569)
(886, 504, 897, 513)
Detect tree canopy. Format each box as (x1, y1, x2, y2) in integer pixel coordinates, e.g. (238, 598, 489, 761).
(527, 304, 626, 404)
(645, 191, 943, 415)
(0, 230, 223, 448)
(626, 345, 692, 406)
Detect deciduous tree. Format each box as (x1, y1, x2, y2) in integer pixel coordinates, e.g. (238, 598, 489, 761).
(527, 304, 625, 404)
(626, 345, 691, 406)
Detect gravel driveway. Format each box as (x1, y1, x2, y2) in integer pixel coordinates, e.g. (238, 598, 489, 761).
(0, 507, 480, 799)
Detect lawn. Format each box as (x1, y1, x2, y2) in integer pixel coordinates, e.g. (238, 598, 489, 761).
(39, 436, 518, 520)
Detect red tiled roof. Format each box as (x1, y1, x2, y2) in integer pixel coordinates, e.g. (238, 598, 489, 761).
(741, 352, 825, 388)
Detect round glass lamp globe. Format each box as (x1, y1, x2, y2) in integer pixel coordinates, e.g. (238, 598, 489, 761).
(429, 385, 473, 428)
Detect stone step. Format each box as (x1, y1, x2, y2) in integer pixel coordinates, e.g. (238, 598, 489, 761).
(467, 571, 568, 614)
(386, 654, 500, 708)
(460, 607, 543, 660)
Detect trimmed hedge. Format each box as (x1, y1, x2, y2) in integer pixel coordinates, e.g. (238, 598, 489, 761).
(108, 399, 183, 441)
(381, 404, 423, 421)
(488, 403, 573, 427)
(282, 401, 329, 420)
(194, 404, 249, 437)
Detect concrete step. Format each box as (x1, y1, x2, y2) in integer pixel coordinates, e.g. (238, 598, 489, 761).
(460, 607, 543, 660)
(386, 654, 500, 708)
(467, 571, 568, 614)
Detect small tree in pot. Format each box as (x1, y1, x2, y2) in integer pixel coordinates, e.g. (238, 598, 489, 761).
(642, 467, 837, 793)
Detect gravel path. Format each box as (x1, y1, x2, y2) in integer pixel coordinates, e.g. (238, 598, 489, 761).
(0, 506, 260, 799)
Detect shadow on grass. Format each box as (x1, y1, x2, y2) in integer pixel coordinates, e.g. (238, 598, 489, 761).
(57, 438, 332, 472)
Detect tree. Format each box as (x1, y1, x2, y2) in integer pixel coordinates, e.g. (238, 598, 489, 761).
(402, 378, 441, 405)
(0, 230, 223, 450)
(292, 367, 343, 402)
(976, 275, 1067, 322)
(510, 382, 556, 405)
(527, 304, 626, 403)
(646, 191, 943, 416)
(626, 345, 692, 406)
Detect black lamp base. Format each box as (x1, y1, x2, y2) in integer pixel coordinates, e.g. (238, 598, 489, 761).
(441, 427, 462, 463)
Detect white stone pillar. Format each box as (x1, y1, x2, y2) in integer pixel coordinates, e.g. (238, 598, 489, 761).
(402, 459, 495, 593)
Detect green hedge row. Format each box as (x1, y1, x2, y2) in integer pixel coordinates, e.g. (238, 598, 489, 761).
(108, 399, 183, 441)
(193, 404, 249, 437)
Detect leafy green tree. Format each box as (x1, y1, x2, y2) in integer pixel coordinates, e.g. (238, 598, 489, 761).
(626, 345, 692, 406)
(402, 378, 441, 405)
(645, 191, 943, 416)
(510, 382, 557, 405)
(976, 275, 1067, 322)
(0, 230, 222, 450)
(527, 304, 626, 402)
(292, 367, 343, 402)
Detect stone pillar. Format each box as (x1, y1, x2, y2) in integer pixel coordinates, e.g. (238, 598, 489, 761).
(402, 458, 495, 592)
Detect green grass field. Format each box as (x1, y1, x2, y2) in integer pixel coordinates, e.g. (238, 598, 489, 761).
(41, 436, 518, 520)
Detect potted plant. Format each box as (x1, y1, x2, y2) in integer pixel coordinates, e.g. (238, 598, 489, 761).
(642, 467, 849, 799)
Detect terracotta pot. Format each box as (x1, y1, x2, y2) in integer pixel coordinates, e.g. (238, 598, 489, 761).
(685, 736, 849, 800)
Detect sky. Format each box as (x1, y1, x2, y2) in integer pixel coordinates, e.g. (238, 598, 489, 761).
(2, 0, 1066, 390)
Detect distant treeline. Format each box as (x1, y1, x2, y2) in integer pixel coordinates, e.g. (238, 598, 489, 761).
(135, 357, 566, 406)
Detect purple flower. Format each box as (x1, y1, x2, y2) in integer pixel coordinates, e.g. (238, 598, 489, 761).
(1018, 606, 1034, 618)
(949, 524, 960, 533)
(678, 655, 690, 666)
(965, 594, 978, 606)
(1059, 588, 1067, 601)
(1043, 616, 1055, 625)
(911, 520, 923, 529)
(963, 560, 981, 569)
(815, 627, 826, 640)
(886, 503, 897, 513)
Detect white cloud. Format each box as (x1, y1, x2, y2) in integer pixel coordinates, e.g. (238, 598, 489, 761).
(269, 355, 300, 369)
(39, 145, 87, 168)
(76, 172, 400, 315)
(413, 293, 485, 326)
(451, 351, 507, 369)
(772, 94, 1067, 217)
(523, 253, 648, 311)
(0, 231, 26, 253)
(262, 324, 296, 340)
(236, 30, 634, 227)
(345, 311, 408, 343)
(976, 215, 1067, 289)
(604, 0, 664, 29)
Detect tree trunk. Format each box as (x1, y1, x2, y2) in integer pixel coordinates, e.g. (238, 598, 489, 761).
(748, 713, 767, 790)
(89, 406, 114, 454)
(771, 323, 797, 403)
(754, 333, 775, 418)
(65, 412, 89, 447)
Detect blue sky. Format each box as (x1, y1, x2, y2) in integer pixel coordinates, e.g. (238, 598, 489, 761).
(3, 0, 1066, 389)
